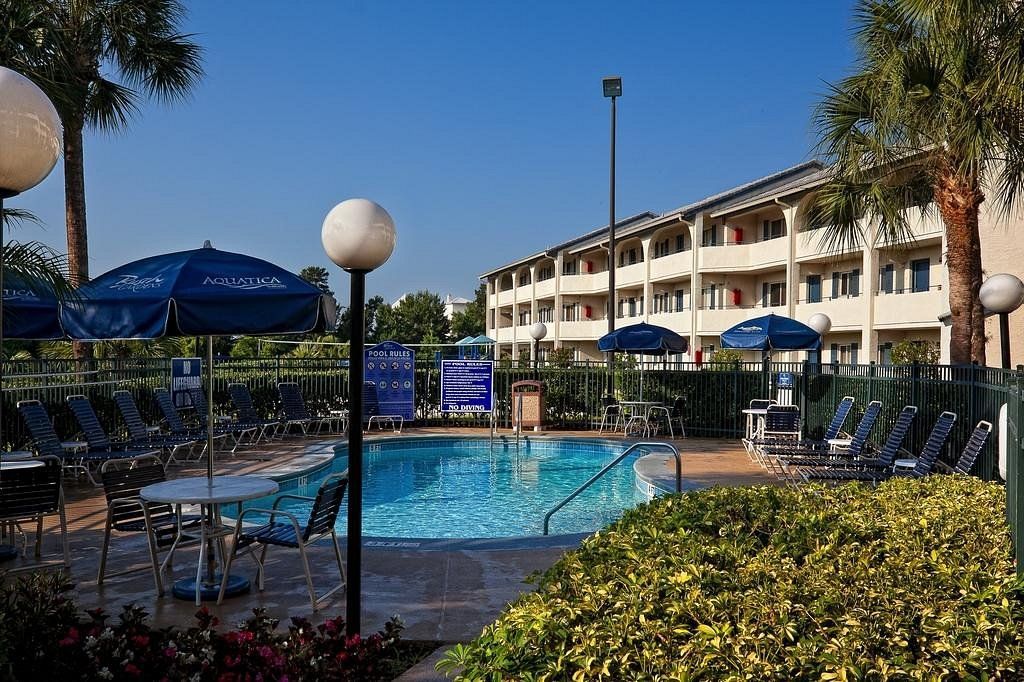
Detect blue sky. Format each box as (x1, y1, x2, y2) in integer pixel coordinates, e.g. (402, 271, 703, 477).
(12, 1, 858, 304)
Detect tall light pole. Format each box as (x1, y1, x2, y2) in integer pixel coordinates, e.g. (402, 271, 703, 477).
(321, 198, 396, 636)
(980, 273, 1024, 369)
(807, 313, 832, 372)
(0, 67, 62, 475)
(603, 76, 621, 396)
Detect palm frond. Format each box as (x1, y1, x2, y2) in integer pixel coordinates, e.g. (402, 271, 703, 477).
(3, 240, 75, 301)
(1, 208, 43, 230)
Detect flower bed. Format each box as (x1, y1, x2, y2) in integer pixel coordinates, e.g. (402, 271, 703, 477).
(0, 575, 434, 680)
(441, 476, 1024, 679)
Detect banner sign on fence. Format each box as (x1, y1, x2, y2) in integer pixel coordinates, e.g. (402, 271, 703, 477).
(171, 357, 203, 408)
(364, 341, 416, 420)
(440, 359, 494, 412)
(776, 372, 794, 389)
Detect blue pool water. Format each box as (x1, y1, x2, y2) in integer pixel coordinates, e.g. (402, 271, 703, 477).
(252, 437, 651, 538)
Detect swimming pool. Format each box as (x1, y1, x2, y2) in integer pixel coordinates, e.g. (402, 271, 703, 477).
(249, 437, 656, 539)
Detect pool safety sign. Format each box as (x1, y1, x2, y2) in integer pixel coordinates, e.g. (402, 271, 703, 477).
(440, 359, 493, 412)
(365, 341, 415, 420)
(171, 357, 203, 408)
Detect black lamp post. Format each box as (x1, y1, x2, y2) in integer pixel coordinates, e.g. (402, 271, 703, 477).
(980, 273, 1024, 369)
(321, 198, 396, 637)
(530, 321, 547, 373)
(602, 75, 621, 397)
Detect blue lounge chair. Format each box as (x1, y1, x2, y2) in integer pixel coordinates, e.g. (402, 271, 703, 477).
(152, 387, 230, 455)
(112, 390, 198, 467)
(227, 383, 282, 443)
(278, 382, 342, 436)
(767, 401, 882, 481)
(797, 405, 918, 483)
(951, 420, 993, 475)
(18, 399, 138, 485)
(186, 387, 259, 453)
(751, 397, 855, 470)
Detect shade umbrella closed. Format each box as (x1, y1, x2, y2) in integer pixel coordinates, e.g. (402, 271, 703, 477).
(61, 243, 335, 481)
(598, 322, 688, 400)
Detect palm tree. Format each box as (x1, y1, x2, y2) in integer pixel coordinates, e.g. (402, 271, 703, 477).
(0, 0, 202, 356)
(809, 0, 1024, 365)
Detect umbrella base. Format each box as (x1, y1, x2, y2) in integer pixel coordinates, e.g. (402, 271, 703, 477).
(172, 573, 250, 601)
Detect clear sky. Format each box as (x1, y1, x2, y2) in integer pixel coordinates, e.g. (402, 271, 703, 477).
(11, 0, 858, 305)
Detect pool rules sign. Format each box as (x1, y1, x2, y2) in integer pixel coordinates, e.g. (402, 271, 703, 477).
(440, 359, 494, 412)
(364, 341, 416, 420)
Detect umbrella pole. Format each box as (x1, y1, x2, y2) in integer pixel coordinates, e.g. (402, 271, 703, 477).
(207, 335, 214, 482)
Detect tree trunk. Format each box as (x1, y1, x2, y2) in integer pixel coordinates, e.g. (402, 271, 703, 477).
(933, 171, 986, 366)
(63, 119, 93, 361)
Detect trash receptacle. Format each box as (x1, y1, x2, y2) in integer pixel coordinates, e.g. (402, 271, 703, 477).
(512, 380, 545, 431)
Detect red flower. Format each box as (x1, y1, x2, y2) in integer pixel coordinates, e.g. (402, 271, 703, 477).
(124, 663, 142, 676)
(58, 626, 80, 647)
(163, 647, 176, 658)
(131, 634, 150, 648)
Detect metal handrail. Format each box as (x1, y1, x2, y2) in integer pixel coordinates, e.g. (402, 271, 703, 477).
(542, 441, 681, 535)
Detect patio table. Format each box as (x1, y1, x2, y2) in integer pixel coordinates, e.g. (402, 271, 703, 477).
(620, 401, 662, 435)
(741, 408, 769, 439)
(141, 475, 278, 606)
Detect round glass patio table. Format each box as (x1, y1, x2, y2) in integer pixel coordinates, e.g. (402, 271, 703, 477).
(141, 475, 279, 605)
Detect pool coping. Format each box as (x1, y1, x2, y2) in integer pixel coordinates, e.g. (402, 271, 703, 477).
(245, 433, 671, 551)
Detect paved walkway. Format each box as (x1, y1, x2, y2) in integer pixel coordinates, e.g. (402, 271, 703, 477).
(2, 429, 773, 648)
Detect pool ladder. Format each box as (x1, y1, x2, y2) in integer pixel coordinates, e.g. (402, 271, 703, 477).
(542, 442, 681, 535)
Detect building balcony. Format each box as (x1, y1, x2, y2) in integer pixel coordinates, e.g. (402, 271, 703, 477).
(877, 209, 944, 247)
(534, 277, 556, 298)
(794, 298, 866, 332)
(560, 271, 608, 295)
(515, 284, 532, 300)
(496, 288, 515, 307)
(697, 305, 786, 335)
(495, 326, 516, 343)
(796, 227, 863, 261)
(699, 237, 789, 272)
(558, 319, 608, 340)
(616, 262, 645, 287)
(649, 250, 692, 281)
(647, 310, 691, 334)
(873, 287, 945, 328)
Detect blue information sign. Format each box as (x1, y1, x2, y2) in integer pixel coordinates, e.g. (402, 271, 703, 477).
(171, 357, 203, 409)
(440, 360, 494, 412)
(776, 372, 795, 389)
(364, 341, 415, 420)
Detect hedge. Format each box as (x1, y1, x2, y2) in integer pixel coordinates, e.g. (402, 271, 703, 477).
(440, 476, 1024, 680)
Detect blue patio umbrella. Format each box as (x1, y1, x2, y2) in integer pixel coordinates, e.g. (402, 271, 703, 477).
(598, 323, 689, 400)
(719, 313, 821, 352)
(3, 275, 64, 340)
(61, 244, 335, 482)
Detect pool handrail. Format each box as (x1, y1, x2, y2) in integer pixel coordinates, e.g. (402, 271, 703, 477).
(542, 441, 681, 535)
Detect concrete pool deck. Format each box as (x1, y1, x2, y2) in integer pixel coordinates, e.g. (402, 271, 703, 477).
(1, 429, 774, 650)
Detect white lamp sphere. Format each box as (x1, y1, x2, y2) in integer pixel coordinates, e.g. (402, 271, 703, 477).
(807, 313, 832, 335)
(0, 66, 62, 196)
(321, 198, 396, 271)
(980, 273, 1024, 314)
(530, 321, 548, 341)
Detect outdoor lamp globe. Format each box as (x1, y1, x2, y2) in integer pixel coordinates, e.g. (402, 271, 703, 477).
(807, 313, 832, 335)
(0, 66, 62, 197)
(321, 198, 396, 272)
(530, 322, 548, 341)
(980, 274, 1024, 314)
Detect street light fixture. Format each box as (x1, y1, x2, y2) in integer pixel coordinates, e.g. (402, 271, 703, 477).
(321, 198, 396, 636)
(602, 76, 621, 398)
(980, 273, 1024, 369)
(529, 321, 547, 371)
(806, 313, 831, 370)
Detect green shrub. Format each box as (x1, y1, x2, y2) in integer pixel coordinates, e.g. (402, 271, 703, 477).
(440, 477, 1024, 680)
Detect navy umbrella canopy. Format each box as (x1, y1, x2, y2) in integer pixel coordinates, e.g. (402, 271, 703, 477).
(720, 313, 821, 352)
(61, 244, 335, 481)
(3, 275, 63, 340)
(598, 322, 688, 355)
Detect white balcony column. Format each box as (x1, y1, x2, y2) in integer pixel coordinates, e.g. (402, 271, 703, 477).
(690, 212, 705, 356)
(862, 219, 879, 362)
(553, 251, 563, 348)
(641, 236, 653, 323)
(510, 271, 519, 348)
(530, 263, 538, 335)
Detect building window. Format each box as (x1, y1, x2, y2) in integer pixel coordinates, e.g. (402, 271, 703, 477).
(675, 234, 687, 252)
(701, 344, 715, 359)
(806, 274, 822, 303)
(537, 307, 553, 323)
(879, 263, 894, 294)
(519, 271, 531, 285)
(653, 239, 668, 258)
(562, 258, 578, 276)
(562, 304, 578, 322)
(878, 342, 893, 364)
(911, 258, 930, 292)
(702, 284, 719, 310)
(762, 282, 786, 307)
(762, 218, 785, 240)
(537, 264, 554, 281)
(702, 224, 719, 247)
(489, 310, 495, 328)
(831, 268, 860, 299)
(628, 297, 637, 317)
(674, 289, 687, 312)
(517, 310, 531, 326)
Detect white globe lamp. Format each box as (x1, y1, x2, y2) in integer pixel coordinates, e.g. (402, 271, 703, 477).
(321, 198, 396, 272)
(807, 313, 832, 335)
(980, 273, 1024, 368)
(529, 321, 547, 369)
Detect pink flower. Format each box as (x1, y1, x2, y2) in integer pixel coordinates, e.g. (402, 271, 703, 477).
(163, 647, 176, 658)
(59, 627, 79, 647)
(124, 663, 142, 676)
(131, 634, 150, 648)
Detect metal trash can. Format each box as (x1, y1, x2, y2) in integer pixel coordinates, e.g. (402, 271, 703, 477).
(512, 380, 545, 431)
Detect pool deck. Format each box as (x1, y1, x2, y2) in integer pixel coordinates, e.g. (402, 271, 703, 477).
(2, 428, 773, 656)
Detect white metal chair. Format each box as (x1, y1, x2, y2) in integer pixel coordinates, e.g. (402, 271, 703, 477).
(597, 397, 622, 434)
